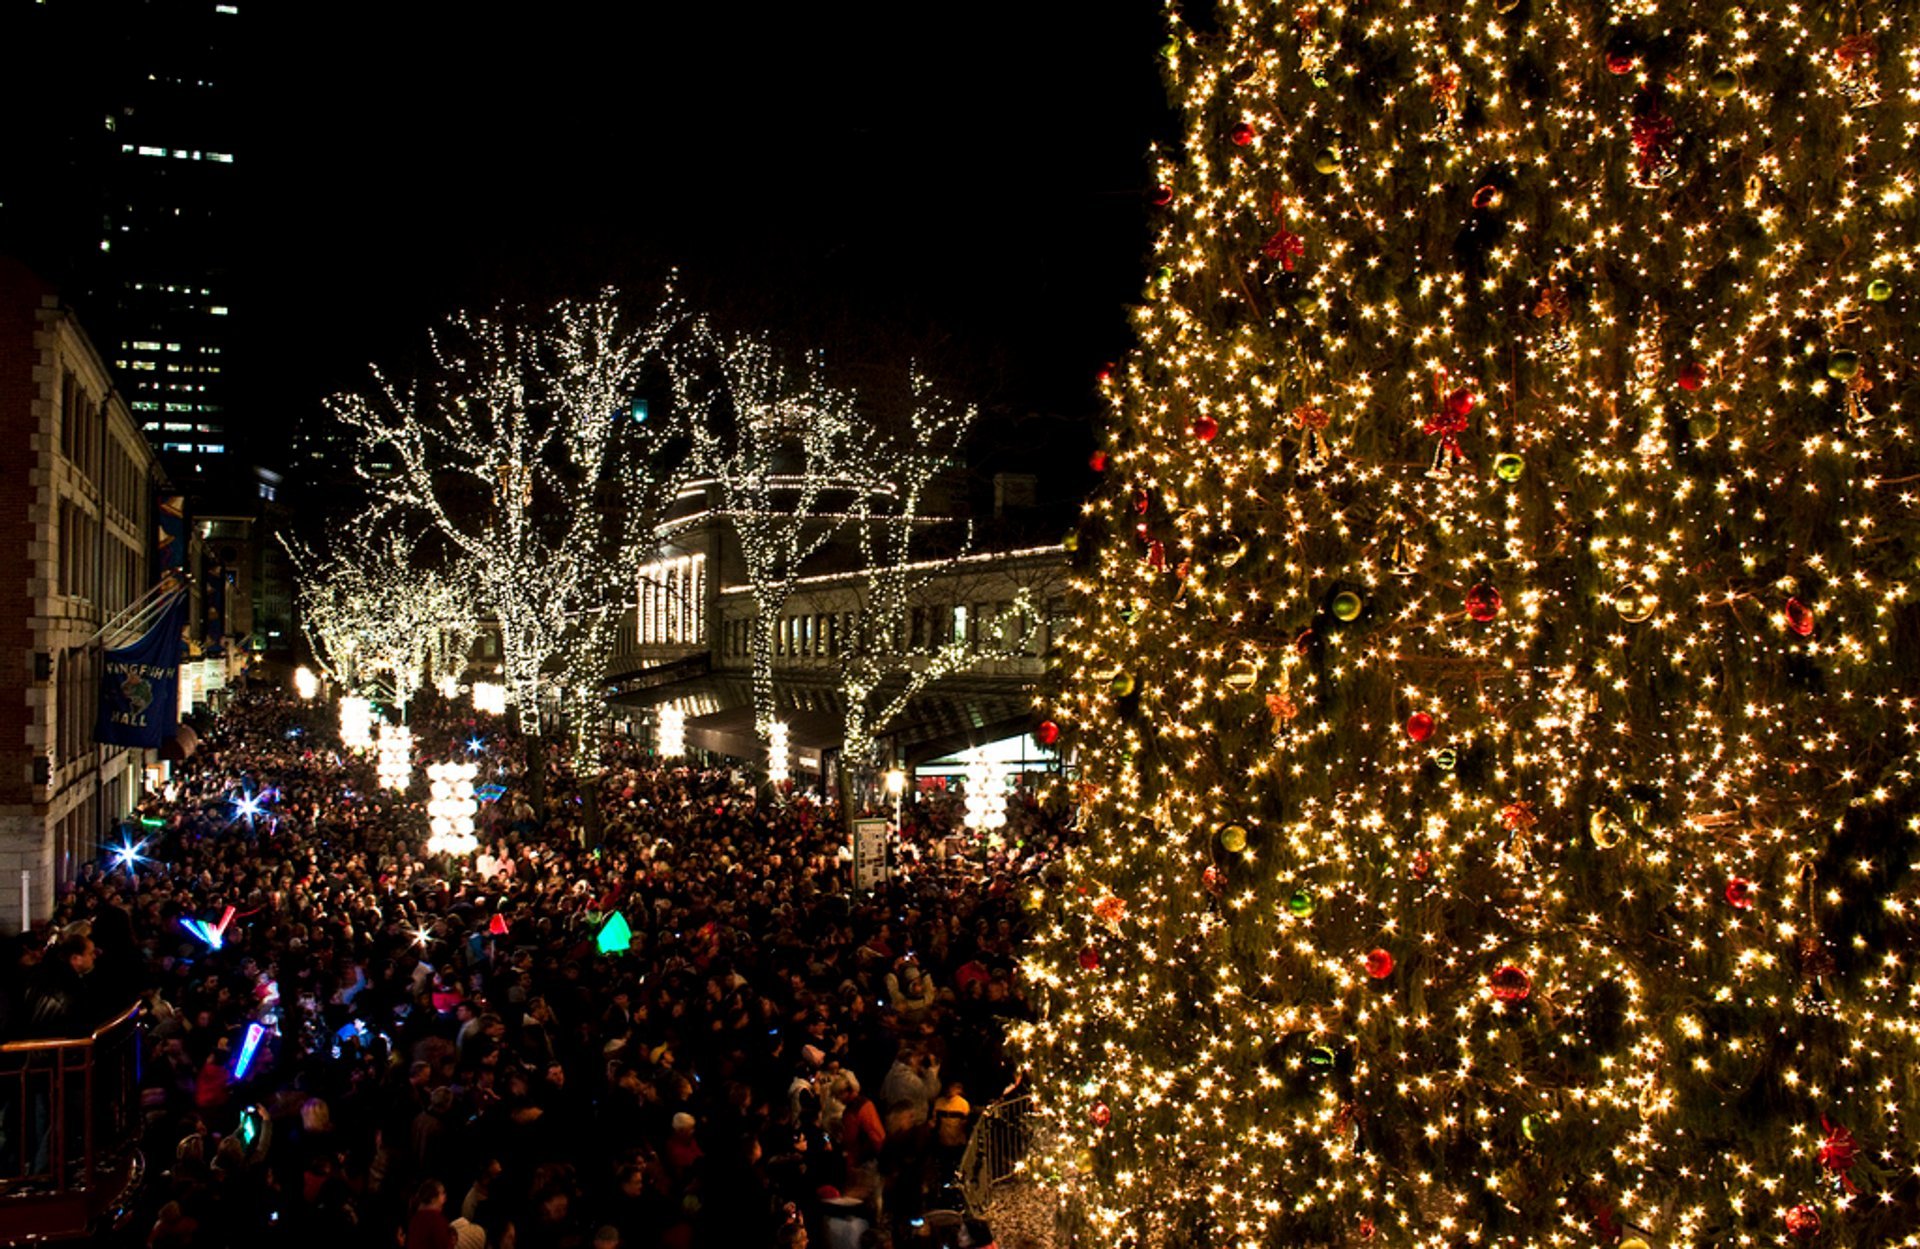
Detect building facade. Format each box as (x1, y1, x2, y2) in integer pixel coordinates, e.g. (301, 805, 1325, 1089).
(610, 479, 1069, 776)
(0, 262, 163, 930)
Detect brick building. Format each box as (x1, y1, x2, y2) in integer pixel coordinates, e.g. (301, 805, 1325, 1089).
(0, 260, 163, 931)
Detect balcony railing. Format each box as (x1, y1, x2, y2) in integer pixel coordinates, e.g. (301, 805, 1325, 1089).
(0, 1003, 144, 1242)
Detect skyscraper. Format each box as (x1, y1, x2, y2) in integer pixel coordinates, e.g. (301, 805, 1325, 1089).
(2, 0, 242, 487)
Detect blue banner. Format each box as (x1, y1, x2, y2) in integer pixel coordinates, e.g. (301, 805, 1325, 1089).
(95, 593, 188, 749)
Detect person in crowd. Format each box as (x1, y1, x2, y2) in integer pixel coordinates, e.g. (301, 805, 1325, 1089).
(2, 688, 1047, 1248)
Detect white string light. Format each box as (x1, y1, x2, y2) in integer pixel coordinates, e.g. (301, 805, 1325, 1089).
(470, 682, 507, 717)
(338, 696, 373, 751)
(658, 705, 686, 758)
(961, 754, 1008, 833)
(425, 761, 479, 856)
(374, 723, 412, 790)
(767, 719, 790, 786)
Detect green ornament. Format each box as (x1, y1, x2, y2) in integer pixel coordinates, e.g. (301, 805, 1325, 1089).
(1313, 147, 1341, 175)
(1521, 1113, 1544, 1143)
(1062, 532, 1080, 553)
(1827, 349, 1860, 380)
(1119, 600, 1141, 624)
(1868, 278, 1894, 303)
(1110, 672, 1137, 697)
(1224, 659, 1259, 693)
(1292, 292, 1317, 316)
(1433, 747, 1458, 772)
(1286, 890, 1316, 917)
(1220, 541, 1249, 568)
(1155, 266, 1174, 288)
(1688, 411, 1720, 442)
(1492, 453, 1524, 482)
(1331, 590, 1364, 622)
(1306, 1045, 1336, 1070)
(1708, 67, 1739, 98)
(1159, 38, 1180, 60)
(1219, 824, 1249, 854)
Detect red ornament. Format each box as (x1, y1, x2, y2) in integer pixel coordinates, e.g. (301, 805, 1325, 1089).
(1785, 597, 1816, 637)
(1089, 449, 1109, 472)
(1725, 877, 1755, 909)
(1358, 1218, 1377, 1242)
(1819, 1117, 1860, 1191)
(1202, 864, 1225, 895)
(1470, 184, 1503, 211)
(1191, 414, 1220, 443)
(1489, 965, 1532, 1002)
(1465, 583, 1503, 623)
(1133, 489, 1151, 515)
(1784, 1205, 1820, 1239)
(1146, 540, 1167, 571)
(1090, 1100, 1112, 1127)
(1405, 712, 1435, 742)
(1152, 185, 1174, 206)
(1262, 227, 1306, 271)
(1631, 110, 1677, 176)
(1410, 850, 1433, 879)
(1078, 944, 1101, 971)
(1229, 121, 1256, 146)
(1677, 361, 1707, 391)
(1365, 948, 1394, 980)
(1443, 387, 1477, 419)
(1034, 720, 1061, 747)
(1606, 51, 1636, 75)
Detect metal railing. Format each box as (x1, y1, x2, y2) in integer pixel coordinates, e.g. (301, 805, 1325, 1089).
(0, 1003, 142, 1201)
(957, 1092, 1032, 1214)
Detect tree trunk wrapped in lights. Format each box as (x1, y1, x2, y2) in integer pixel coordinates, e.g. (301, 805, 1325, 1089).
(1019, 6, 1920, 1249)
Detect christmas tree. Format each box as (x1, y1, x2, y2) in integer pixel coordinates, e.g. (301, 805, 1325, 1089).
(1020, 3, 1920, 1247)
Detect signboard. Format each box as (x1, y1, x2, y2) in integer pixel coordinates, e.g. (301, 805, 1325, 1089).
(95, 593, 187, 748)
(852, 818, 890, 891)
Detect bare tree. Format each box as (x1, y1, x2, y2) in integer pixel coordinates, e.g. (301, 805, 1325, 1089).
(283, 526, 470, 715)
(673, 331, 868, 737)
(328, 289, 691, 817)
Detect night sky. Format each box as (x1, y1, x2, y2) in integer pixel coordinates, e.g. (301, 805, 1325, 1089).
(231, 3, 1173, 491)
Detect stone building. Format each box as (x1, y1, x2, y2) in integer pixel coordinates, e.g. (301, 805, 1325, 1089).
(0, 260, 163, 930)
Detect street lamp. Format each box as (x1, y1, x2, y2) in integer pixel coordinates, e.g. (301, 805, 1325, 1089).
(293, 666, 319, 700)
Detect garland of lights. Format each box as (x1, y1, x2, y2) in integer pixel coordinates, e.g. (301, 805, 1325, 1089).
(1017, 4, 1920, 1249)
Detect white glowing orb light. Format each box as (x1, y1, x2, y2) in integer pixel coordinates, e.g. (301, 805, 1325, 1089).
(426, 761, 479, 856)
(884, 767, 908, 797)
(767, 720, 791, 786)
(658, 706, 687, 758)
(339, 696, 374, 751)
(471, 681, 507, 716)
(293, 666, 320, 700)
(962, 755, 1010, 833)
(375, 723, 414, 791)
(436, 675, 459, 699)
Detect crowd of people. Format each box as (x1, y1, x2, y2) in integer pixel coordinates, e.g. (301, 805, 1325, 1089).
(3, 685, 1069, 1249)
